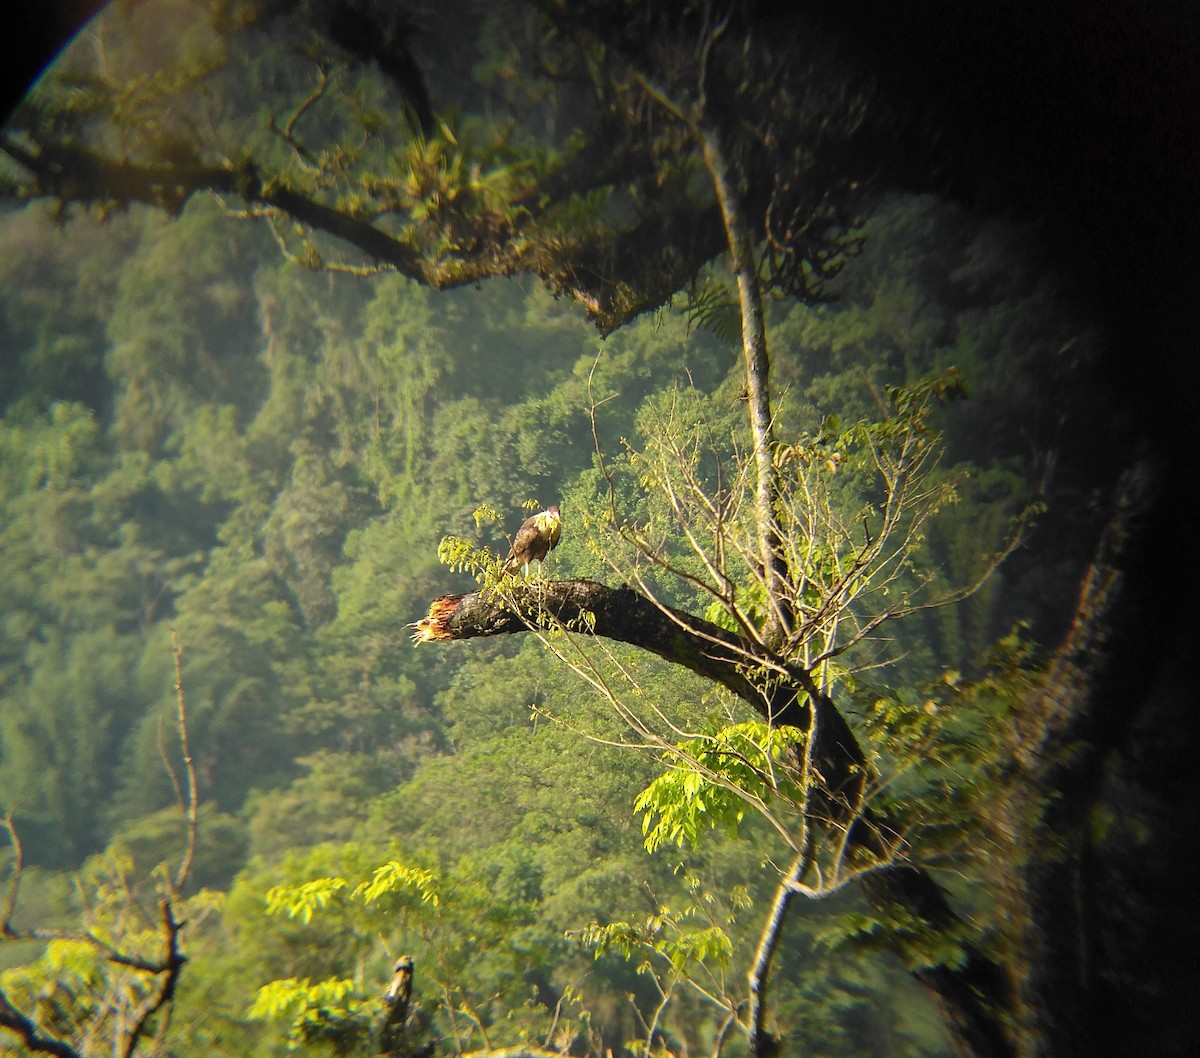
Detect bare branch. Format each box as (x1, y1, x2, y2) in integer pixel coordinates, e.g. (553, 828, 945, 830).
(0, 994, 83, 1058)
(1, 809, 24, 937)
(411, 579, 767, 707)
(118, 900, 187, 1058)
(271, 64, 333, 171)
(746, 852, 807, 1056)
(170, 632, 199, 894)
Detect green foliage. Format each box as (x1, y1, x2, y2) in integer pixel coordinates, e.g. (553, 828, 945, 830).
(260, 847, 428, 931)
(241, 838, 599, 1054)
(635, 721, 807, 852)
(0, 844, 227, 1057)
(0, 938, 105, 1032)
(265, 876, 350, 924)
(355, 862, 440, 908)
(248, 976, 372, 1051)
(680, 277, 742, 347)
(0, 38, 1092, 1048)
(580, 914, 734, 975)
(704, 581, 770, 633)
(108, 804, 248, 891)
(810, 905, 972, 974)
(437, 533, 492, 577)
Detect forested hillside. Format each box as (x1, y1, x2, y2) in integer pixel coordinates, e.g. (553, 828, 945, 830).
(2, 2, 1196, 1057)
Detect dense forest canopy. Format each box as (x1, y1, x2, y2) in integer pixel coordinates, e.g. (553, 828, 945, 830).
(2, 2, 1199, 1057)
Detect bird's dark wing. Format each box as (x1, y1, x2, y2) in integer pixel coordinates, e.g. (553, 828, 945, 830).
(505, 515, 541, 569)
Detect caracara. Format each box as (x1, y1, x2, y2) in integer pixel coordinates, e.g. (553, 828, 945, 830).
(503, 505, 561, 574)
(384, 954, 414, 1028)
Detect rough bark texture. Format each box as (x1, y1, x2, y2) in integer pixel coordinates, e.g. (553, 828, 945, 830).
(414, 580, 755, 693)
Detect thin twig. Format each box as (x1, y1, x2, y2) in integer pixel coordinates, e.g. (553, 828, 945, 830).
(170, 631, 199, 893)
(1, 810, 23, 936)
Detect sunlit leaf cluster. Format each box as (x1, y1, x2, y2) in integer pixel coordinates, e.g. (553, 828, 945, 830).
(634, 721, 807, 852)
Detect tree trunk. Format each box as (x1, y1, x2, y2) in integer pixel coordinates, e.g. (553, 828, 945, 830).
(989, 461, 1159, 1058)
(696, 120, 793, 649)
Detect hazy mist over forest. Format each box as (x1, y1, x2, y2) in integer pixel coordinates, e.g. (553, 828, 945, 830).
(2, 2, 1198, 1056)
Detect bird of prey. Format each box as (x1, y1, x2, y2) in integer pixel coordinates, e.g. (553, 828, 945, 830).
(503, 505, 562, 575)
(384, 954, 414, 1030)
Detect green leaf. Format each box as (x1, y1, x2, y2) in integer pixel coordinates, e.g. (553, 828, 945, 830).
(635, 720, 807, 852)
(352, 861, 440, 906)
(264, 877, 349, 923)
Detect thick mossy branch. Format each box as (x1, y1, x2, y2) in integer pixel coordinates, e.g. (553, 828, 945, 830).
(412, 578, 867, 802)
(0, 134, 718, 335)
(413, 578, 763, 700)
